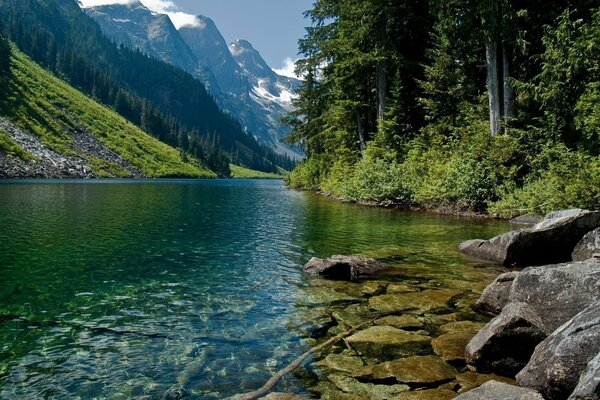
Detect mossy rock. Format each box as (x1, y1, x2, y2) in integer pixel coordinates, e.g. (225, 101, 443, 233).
(353, 355, 457, 385)
(374, 315, 423, 329)
(431, 332, 475, 362)
(309, 382, 369, 400)
(394, 388, 458, 399)
(315, 353, 365, 374)
(368, 289, 461, 314)
(332, 304, 374, 328)
(455, 371, 517, 393)
(345, 326, 431, 359)
(328, 373, 410, 400)
(439, 321, 486, 335)
(300, 287, 361, 306)
(386, 283, 419, 294)
(360, 281, 388, 296)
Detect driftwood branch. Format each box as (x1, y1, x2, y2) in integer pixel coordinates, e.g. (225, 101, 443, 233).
(232, 320, 375, 400)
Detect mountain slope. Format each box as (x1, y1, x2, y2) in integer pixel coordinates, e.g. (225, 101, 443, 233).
(0, 0, 291, 174)
(83, 3, 302, 159)
(0, 45, 215, 178)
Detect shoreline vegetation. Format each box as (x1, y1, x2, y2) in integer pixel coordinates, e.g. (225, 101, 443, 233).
(284, 2, 600, 219)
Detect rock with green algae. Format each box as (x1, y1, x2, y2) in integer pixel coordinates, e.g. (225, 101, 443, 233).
(432, 332, 476, 362)
(360, 281, 388, 296)
(332, 304, 375, 328)
(309, 382, 369, 400)
(394, 388, 458, 399)
(439, 321, 486, 335)
(299, 287, 361, 306)
(386, 283, 418, 294)
(374, 315, 423, 329)
(328, 373, 410, 400)
(345, 326, 431, 359)
(314, 353, 365, 373)
(456, 371, 517, 393)
(368, 289, 461, 314)
(426, 310, 477, 326)
(259, 393, 308, 399)
(352, 355, 457, 385)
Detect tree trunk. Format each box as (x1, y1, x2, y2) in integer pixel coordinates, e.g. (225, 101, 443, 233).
(486, 0, 501, 136)
(486, 40, 501, 136)
(356, 110, 365, 151)
(502, 44, 513, 123)
(376, 62, 386, 122)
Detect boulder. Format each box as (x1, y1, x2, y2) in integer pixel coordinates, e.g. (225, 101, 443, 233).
(453, 380, 544, 399)
(304, 255, 389, 280)
(353, 355, 457, 385)
(572, 228, 600, 261)
(465, 302, 546, 377)
(508, 258, 600, 332)
(459, 209, 600, 267)
(516, 301, 600, 400)
(368, 289, 461, 314)
(569, 351, 600, 400)
(345, 326, 431, 360)
(474, 271, 519, 315)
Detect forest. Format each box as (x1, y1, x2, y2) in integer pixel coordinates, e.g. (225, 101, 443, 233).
(286, 0, 600, 216)
(0, 0, 295, 176)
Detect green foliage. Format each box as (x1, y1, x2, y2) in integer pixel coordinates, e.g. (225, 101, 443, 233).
(1, 47, 215, 178)
(287, 0, 600, 216)
(491, 145, 600, 217)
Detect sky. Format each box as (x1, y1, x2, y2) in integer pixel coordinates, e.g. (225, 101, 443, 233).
(78, 0, 314, 78)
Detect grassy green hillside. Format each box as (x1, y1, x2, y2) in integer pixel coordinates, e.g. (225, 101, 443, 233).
(229, 164, 285, 179)
(0, 47, 215, 178)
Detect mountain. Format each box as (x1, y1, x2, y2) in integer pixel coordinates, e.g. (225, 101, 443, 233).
(0, 43, 214, 178)
(84, 1, 198, 73)
(83, 3, 302, 159)
(0, 0, 294, 174)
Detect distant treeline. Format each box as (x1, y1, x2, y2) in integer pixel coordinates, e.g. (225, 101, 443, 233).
(0, 0, 295, 176)
(286, 0, 600, 215)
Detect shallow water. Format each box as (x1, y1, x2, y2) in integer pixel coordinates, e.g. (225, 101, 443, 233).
(0, 179, 508, 399)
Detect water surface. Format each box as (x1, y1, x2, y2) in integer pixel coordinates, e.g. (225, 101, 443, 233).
(0, 179, 508, 399)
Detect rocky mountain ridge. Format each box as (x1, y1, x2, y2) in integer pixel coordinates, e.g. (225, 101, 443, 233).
(83, 2, 302, 159)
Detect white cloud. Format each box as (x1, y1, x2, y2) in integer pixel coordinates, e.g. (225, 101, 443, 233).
(78, 0, 200, 29)
(273, 57, 302, 80)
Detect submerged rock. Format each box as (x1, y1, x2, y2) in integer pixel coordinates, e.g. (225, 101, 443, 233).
(474, 271, 519, 315)
(394, 389, 457, 400)
(432, 332, 476, 363)
(304, 255, 389, 281)
(374, 315, 422, 330)
(345, 326, 431, 360)
(368, 289, 460, 314)
(572, 228, 600, 261)
(508, 258, 600, 332)
(315, 353, 365, 374)
(465, 302, 546, 377)
(260, 393, 307, 400)
(454, 380, 544, 399)
(459, 209, 600, 267)
(353, 355, 457, 386)
(439, 321, 486, 335)
(456, 371, 517, 393)
(569, 351, 600, 400)
(328, 373, 410, 400)
(516, 301, 600, 400)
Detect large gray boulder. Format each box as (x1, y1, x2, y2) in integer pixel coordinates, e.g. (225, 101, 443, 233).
(454, 380, 544, 399)
(517, 301, 600, 400)
(572, 228, 600, 262)
(508, 258, 600, 332)
(465, 302, 547, 377)
(569, 351, 600, 400)
(459, 209, 600, 267)
(475, 271, 519, 315)
(304, 255, 389, 280)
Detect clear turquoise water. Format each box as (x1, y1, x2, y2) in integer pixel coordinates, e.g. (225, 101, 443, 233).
(0, 179, 508, 399)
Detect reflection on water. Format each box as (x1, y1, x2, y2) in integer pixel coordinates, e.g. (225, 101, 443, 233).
(0, 179, 508, 398)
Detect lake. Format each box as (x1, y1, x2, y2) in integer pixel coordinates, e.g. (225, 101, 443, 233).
(0, 179, 508, 399)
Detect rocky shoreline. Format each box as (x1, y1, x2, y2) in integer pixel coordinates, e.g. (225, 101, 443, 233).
(261, 209, 600, 400)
